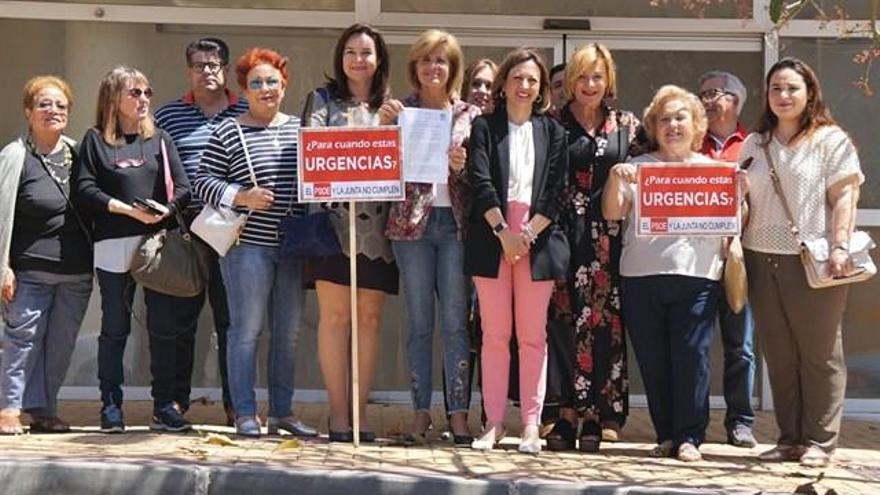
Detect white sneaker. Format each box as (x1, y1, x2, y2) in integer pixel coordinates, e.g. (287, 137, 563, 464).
(518, 424, 542, 455)
(471, 423, 506, 451)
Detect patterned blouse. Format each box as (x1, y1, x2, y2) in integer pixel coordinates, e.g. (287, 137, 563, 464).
(301, 87, 394, 262)
(384, 94, 481, 241)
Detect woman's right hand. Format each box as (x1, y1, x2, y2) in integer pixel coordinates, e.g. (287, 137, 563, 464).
(1, 266, 16, 303)
(377, 99, 404, 125)
(235, 186, 275, 210)
(610, 163, 638, 184)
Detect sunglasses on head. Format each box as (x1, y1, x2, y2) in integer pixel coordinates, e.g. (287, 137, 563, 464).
(128, 87, 154, 99)
(247, 77, 281, 91)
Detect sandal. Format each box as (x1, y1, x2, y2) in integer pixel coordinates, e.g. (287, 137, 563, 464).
(650, 440, 675, 458)
(0, 408, 24, 435)
(545, 418, 576, 451)
(601, 420, 621, 442)
(29, 416, 71, 434)
(578, 420, 602, 453)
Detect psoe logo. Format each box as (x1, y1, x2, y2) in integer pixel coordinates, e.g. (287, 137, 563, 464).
(650, 218, 668, 233)
(314, 183, 331, 198)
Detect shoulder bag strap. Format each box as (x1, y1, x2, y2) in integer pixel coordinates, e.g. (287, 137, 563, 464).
(159, 138, 192, 232)
(761, 141, 801, 243)
(33, 142, 93, 246)
(233, 120, 259, 188)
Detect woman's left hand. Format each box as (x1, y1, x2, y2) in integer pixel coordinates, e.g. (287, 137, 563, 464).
(448, 146, 467, 173)
(828, 247, 852, 278)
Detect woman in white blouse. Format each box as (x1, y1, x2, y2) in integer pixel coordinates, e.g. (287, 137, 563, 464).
(740, 57, 863, 468)
(603, 85, 722, 463)
(465, 48, 568, 454)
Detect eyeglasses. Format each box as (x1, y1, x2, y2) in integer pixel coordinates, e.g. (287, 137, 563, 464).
(127, 87, 154, 99)
(247, 77, 281, 91)
(698, 88, 734, 101)
(190, 61, 225, 73)
(34, 100, 69, 112)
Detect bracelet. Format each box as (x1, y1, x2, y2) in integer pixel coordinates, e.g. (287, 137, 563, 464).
(831, 244, 849, 253)
(522, 223, 538, 245)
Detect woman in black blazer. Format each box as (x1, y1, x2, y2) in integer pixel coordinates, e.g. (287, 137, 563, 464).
(466, 48, 568, 454)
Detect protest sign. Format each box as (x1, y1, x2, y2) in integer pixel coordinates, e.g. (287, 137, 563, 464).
(298, 126, 404, 202)
(636, 162, 740, 236)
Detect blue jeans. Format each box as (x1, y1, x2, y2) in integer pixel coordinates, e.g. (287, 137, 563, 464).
(220, 243, 304, 418)
(1, 271, 92, 416)
(96, 269, 179, 409)
(392, 208, 470, 413)
(622, 275, 719, 448)
(717, 290, 755, 430)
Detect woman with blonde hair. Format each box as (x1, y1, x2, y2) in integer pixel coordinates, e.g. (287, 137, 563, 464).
(0, 76, 92, 435)
(545, 43, 639, 453)
(75, 66, 191, 433)
(603, 85, 720, 462)
(461, 58, 497, 114)
(381, 29, 479, 444)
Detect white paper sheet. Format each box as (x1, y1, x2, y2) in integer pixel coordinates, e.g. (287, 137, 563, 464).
(401, 107, 452, 184)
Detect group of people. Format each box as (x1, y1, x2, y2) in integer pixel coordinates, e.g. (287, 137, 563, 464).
(0, 23, 862, 468)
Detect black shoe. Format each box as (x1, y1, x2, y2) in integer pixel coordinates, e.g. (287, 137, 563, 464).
(546, 418, 577, 451)
(578, 420, 602, 453)
(100, 405, 125, 434)
(452, 432, 474, 445)
(329, 429, 354, 442)
(150, 403, 192, 433)
(359, 430, 376, 443)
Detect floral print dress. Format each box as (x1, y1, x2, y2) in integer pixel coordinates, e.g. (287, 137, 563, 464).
(551, 103, 640, 424)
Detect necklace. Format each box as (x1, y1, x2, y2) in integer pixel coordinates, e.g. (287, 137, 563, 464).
(268, 123, 283, 148)
(28, 136, 73, 185)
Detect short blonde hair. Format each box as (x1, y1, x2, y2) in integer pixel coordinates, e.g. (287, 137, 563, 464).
(407, 29, 464, 99)
(95, 65, 155, 145)
(22, 75, 73, 114)
(565, 43, 617, 101)
(642, 85, 707, 153)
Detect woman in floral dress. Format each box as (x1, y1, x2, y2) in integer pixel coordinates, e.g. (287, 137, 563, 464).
(545, 44, 640, 452)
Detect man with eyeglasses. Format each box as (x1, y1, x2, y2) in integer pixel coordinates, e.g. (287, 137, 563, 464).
(697, 70, 757, 449)
(155, 37, 247, 427)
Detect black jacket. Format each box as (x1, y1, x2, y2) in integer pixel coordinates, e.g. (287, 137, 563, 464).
(464, 107, 569, 280)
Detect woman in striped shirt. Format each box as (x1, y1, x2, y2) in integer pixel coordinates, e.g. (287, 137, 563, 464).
(193, 47, 316, 439)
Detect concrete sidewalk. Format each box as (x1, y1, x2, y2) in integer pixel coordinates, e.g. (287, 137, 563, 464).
(0, 401, 877, 494)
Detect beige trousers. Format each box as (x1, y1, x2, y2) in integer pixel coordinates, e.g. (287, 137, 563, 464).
(745, 249, 848, 452)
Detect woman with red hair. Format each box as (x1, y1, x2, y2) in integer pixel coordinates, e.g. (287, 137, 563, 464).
(194, 47, 316, 438)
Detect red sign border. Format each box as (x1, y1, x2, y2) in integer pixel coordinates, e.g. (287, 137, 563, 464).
(634, 161, 741, 237)
(297, 125, 404, 203)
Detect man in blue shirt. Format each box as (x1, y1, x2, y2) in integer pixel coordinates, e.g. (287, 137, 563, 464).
(155, 37, 247, 426)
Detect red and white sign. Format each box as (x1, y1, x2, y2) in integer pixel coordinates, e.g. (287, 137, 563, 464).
(298, 126, 404, 202)
(635, 162, 740, 236)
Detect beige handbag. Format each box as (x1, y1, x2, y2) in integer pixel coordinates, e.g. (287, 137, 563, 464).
(723, 235, 748, 313)
(762, 144, 876, 289)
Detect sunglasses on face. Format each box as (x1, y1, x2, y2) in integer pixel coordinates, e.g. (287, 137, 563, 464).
(127, 87, 154, 99)
(247, 78, 281, 91)
(190, 61, 225, 73)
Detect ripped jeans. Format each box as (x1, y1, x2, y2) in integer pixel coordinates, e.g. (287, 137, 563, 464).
(392, 208, 471, 413)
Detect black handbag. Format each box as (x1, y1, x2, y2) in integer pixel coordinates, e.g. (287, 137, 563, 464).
(279, 210, 342, 258)
(130, 140, 211, 297)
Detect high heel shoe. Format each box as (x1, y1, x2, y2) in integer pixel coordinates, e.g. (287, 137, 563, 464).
(518, 424, 542, 455)
(471, 423, 506, 451)
(327, 420, 353, 443)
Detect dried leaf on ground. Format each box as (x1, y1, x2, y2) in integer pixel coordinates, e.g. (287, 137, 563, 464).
(204, 433, 239, 447)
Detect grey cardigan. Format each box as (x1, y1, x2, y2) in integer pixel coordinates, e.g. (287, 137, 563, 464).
(0, 134, 77, 286)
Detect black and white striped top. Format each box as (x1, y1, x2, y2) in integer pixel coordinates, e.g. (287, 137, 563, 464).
(194, 115, 305, 247)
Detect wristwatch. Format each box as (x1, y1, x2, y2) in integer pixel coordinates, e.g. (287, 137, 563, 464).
(492, 221, 508, 237)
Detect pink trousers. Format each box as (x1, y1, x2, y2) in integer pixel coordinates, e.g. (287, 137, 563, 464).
(473, 202, 555, 426)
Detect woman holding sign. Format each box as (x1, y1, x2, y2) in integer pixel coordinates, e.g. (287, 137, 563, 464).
(300, 23, 396, 444)
(740, 58, 863, 467)
(465, 48, 568, 454)
(194, 48, 316, 439)
(382, 30, 479, 445)
(602, 85, 722, 462)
